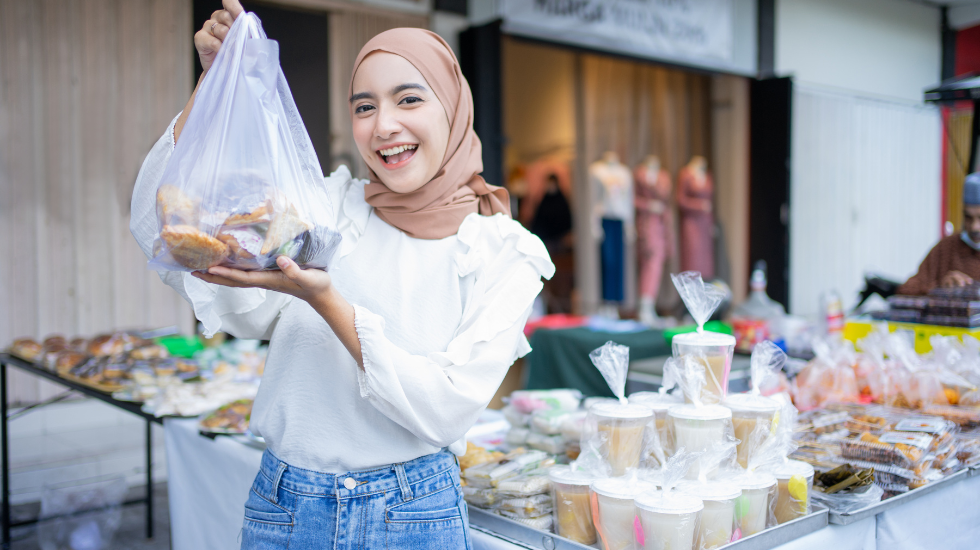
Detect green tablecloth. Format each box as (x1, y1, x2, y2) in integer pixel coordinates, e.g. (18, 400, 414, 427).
(524, 327, 670, 397)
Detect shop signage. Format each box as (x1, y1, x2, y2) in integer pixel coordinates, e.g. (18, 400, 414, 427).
(500, 0, 734, 64)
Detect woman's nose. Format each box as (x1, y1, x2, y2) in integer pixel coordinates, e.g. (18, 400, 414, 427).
(374, 106, 402, 139)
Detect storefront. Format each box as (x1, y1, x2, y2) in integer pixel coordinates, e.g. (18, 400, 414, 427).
(460, 0, 757, 318)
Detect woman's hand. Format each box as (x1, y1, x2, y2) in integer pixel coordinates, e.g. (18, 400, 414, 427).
(195, 0, 244, 74)
(192, 256, 332, 304)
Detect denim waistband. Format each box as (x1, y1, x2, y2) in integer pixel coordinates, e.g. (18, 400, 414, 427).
(258, 449, 458, 499)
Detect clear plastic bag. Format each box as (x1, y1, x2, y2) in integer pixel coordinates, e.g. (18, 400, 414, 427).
(37, 476, 128, 550)
(463, 450, 553, 489)
(726, 342, 786, 469)
(149, 12, 339, 272)
(495, 469, 553, 497)
(507, 389, 583, 415)
(497, 493, 553, 518)
(671, 272, 725, 329)
(634, 452, 705, 550)
(811, 482, 883, 513)
(589, 342, 631, 402)
(792, 337, 860, 411)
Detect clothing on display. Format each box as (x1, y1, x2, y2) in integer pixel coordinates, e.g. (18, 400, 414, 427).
(678, 156, 715, 279)
(601, 218, 625, 302)
(590, 152, 634, 304)
(530, 176, 573, 245)
(634, 156, 673, 322)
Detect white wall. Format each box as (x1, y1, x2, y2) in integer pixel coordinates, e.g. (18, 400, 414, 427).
(789, 85, 941, 317)
(776, 0, 941, 102)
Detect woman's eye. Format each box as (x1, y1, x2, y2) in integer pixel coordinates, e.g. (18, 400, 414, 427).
(354, 104, 375, 114)
(399, 96, 423, 105)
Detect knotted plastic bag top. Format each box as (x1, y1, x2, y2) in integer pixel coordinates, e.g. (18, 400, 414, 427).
(671, 271, 725, 332)
(750, 341, 786, 395)
(590, 341, 630, 403)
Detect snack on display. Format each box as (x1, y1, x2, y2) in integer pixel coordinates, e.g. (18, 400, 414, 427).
(732, 472, 777, 537)
(496, 494, 553, 518)
(459, 442, 507, 473)
(634, 452, 705, 550)
(549, 466, 598, 544)
(462, 486, 497, 508)
(9, 338, 42, 361)
(670, 272, 734, 404)
(526, 432, 567, 455)
(198, 398, 253, 434)
(589, 477, 657, 550)
(772, 460, 814, 524)
(810, 464, 883, 513)
(725, 341, 786, 468)
(677, 482, 741, 550)
(508, 389, 583, 415)
(495, 470, 553, 498)
(463, 450, 553, 489)
(792, 337, 860, 411)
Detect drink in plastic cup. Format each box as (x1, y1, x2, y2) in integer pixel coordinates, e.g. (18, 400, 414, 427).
(549, 466, 598, 544)
(678, 482, 742, 549)
(591, 478, 657, 550)
(591, 402, 654, 476)
(635, 491, 704, 550)
(672, 331, 736, 404)
(734, 472, 777, 536)
(723, 393, 781, 468)
(668, 404, 733, 479)
(629, 391, 683, 459)
(773, 460, 814, 524)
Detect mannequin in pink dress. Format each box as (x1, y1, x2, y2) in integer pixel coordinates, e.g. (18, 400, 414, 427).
(677, 155, 715, 279)
(634, 155, 673, 325)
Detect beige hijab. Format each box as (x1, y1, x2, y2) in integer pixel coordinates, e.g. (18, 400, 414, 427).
(349, 28, 511, 239)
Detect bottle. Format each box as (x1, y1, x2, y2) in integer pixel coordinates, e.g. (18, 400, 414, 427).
(822, 290, 845, 335)
(731, 261, 787, 352)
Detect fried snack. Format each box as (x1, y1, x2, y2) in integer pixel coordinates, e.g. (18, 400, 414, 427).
(156, 184, 197, 224)
(224, 200, 272, 226)
(458, 441, 505, 471)
(217, 229, 263, 262)
(130, 345, 169, 361)
(199, 399, 253, 433)
(88, 334, 129, 357)
(161, 225, 230, 270)
(260, 203, 311, 256)
(43, 336, 67, 350)
(922, 404, 980, 428)
(54, 351, 88, 374)
(69, 337, 88, 353)
(10, 339, 42, 361)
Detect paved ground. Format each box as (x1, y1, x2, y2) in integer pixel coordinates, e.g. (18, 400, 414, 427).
(10, 483, 171, 550)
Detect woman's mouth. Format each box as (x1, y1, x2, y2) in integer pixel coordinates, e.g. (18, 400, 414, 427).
(376, 144, 418, 169)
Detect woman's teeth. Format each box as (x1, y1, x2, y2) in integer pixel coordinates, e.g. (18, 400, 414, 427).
(379, 144, 418, 165)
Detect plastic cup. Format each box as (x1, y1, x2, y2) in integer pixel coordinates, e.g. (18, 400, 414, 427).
(723, 393, 781, 468)
(773, 460, 814, 524)
(668, 404, 733, 479)
(678, 482, 741, 550)
(635, 491, 704, 550)
(733, 472, 777, 536)
(591, 402, 654, 476)
(591, 478, 658, 550)
(672, 331, 736, 404)
(550, 466, 598, 544)
(629, 391, 684, 457)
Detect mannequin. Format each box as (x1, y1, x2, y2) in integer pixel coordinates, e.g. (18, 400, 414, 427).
(634, 155, 673, 325)
(589, 151, 634, 317)
(677, 155, 715, 279)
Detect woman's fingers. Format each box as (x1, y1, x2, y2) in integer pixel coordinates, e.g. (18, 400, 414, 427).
(276, 257, 304, 283)
(222, 0, 245, 19)
(212, 9, 235, 28)
(195, 23, 222, 53)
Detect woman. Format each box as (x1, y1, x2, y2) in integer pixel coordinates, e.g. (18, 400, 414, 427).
(130, 1, 553, 547)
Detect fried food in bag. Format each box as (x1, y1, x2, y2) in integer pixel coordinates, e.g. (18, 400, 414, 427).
(148, 12, 339, 272)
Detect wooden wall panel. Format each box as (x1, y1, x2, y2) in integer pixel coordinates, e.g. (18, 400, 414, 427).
(0, 0, 194, 405)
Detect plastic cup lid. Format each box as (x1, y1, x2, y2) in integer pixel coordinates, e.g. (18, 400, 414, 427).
(549, 465, 597, 486)
(635, 491, 704, 514)
(672, 331, 736, 347)
(734, 472, 777, 491)
(628, 392, 683, 412)
(724, 393, 781, 414)
(678, 481, 742, 502)
(668, 403, 732, 421)
(773, 460, 815, 479)
(591, 402, 654, 420)
(591, 477, 658, 500)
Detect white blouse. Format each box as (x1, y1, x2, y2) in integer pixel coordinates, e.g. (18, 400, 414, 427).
(130, 117, 554, 472)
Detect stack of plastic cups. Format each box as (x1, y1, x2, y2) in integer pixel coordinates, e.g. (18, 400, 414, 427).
(772, 460, 814, 524)
(628, 391, 683, 459)
(590, 477, 658, 550)
(672, 331, 736, 405)
(678, 483, 742, 550)
(549, 466, 599, 544)
(590, 402, 654, 476)
(635, 491, 704, 550)
(667, 404, 733, 479)
(723, 393, 781, 469)
(733, 472, 777, 537)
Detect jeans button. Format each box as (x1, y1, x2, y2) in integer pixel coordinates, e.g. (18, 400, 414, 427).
(344, 477, 356, 490)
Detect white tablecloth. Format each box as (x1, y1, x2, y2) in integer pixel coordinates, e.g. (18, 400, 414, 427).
(164, 417, 976, 550)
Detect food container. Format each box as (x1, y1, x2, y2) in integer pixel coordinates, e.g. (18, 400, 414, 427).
(590, 477, 658, 550)
(773, 460, 814, 524)
(723, 393, 781, 468)
(549, 466, 598, 544)
(635, 491, 704, 550)
(463, 450, 551, 488)
(590, 402, 655, 476)
(668, 404, 733, 479)
(629, 391, 683, 455)
(672, 331, 736, 404)
(678, 482, 742, 550)
(733, 472, 777, 536)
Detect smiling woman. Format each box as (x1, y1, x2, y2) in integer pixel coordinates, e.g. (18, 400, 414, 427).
(128, 2, 553, 549)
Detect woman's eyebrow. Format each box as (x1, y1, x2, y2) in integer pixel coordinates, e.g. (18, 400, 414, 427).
(390, 83, 427, 95)
(349, 91, 375, 103)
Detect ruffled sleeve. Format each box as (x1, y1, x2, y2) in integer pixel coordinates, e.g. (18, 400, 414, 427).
(351, 213, 555, 450)
(128, 115, 360, 338)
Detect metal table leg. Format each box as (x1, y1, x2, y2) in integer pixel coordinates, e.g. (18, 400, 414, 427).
(2, 361, 9, 549)
(146, 418, 153, 539)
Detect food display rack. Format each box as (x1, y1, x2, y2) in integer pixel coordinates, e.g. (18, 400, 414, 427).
(828, 468, 971, 525)
(0, 353, 162, 549)
(468, 504, 829, 550)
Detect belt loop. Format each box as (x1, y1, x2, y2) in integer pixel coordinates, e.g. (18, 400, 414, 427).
(393, 463, 413, 502)
(270, 461, 288, 504)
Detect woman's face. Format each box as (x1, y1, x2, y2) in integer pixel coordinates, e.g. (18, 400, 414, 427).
(350, 52, 451, 193)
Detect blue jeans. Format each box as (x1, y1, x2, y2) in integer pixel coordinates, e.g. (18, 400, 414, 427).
(241, 449, 472, 549)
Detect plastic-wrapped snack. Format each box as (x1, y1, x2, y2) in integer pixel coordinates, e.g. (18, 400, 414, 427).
(922, 404, 980, 428)
(462, 486, 497, 509)
(198, 399, 252, 434)
(526, 432, 566, 455)
(458, 441, 504, 472)
(671, 272, 734, 404)
(463, 450, 552, 489)
(53, 351, 88, 375)
(549, 466, 598, 544)
(130, 344, 170, 361)
(87, 333, 137, 358)
(508, 389, 582, 415)
(497, 511, 553, 531)
(811, 465, 883, 513)
(505, 427, 530, 448)
(797, 409, 850, 435)
(589, 477, 657, 550)
(558, 411, 588, 443)
(495, 469, 553, 498)
(530, 409, 576, 435)
(839, 432, 932, 471)
(9, 338, 42, 361)
(502, 404, 531, 428)
(954, 433, 980, 468)
(497, 494, 553, 518)
(772, 460, 814, 524)
(792, 337, 860, 411)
